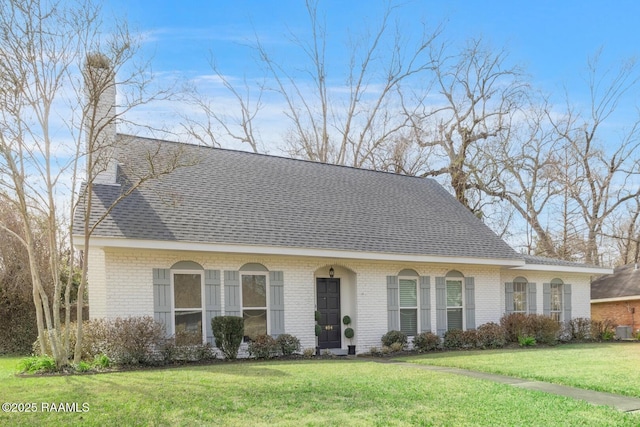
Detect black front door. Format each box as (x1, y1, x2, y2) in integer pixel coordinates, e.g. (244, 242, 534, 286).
(316, 278, 341, 349)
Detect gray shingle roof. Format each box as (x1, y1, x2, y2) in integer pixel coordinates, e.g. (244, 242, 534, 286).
(523, 255, 600, 268)
(591, 264, 640, 299)
(75, 134, 523, 260)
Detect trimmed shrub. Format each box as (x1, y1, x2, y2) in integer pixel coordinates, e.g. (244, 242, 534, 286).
(164, 340, 217, 362)
(476, 322, 506, 349)
(368, 346, 382, 356)
(381, 330, 408, 348)
(442, 329, 478, 349)
(500, 313, 528, 343)
(212, 316, 244, 360)
(344, 328, 354, 339)
(560, 317, 592, 342)
(32, 329, 62, 358)
(526, 315, 560, 345)
(34, 317, 166, 365)
(248, 334, 279, 359)
(500, 313, 560, 345)
(57, 318, 132, 362)
(276, 334, 301, 356)
(460, 329, 479, 348)
(443, 329, 465, 349)
(107, 316, 167, 365)
(80, 319, 111, 360)
(174, 330, 203, 347)
(389, 342, 404, 352)
(413, 332, 440, 352)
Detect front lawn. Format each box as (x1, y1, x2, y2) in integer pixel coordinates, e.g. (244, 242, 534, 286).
(402, 342, 640, 398)
(0, 354, 638, 426)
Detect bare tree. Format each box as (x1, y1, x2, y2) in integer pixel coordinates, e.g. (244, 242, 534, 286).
(550, 52, 640, 265)
(188, 0, 441, 165)
(466, 100, 563, 256)
(0, 0, 91, 366)
(181, 66, 264, 153)
(406, 38, 528, 214)
(610, 197, 640, 265)
(0, 0, 191, 367)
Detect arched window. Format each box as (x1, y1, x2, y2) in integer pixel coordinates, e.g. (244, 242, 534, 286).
(512, 276, 528, 313)
(446, 270, 464, 330)
(398, 269, 419, 336)
(171, 261, 204, 345)
(550, 278, 563, 322)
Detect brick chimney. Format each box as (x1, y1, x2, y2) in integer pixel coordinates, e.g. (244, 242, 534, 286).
(84, 53, 118, 185)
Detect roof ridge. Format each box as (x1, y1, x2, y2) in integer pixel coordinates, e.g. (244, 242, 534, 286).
(116, 133, 434, 183)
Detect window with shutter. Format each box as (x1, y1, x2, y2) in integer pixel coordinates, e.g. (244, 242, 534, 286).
(241, 274, 268, 341)
(399, 278, 417, 336)
(550, 278, 563, 322)
(513, 277, 528, 313)
(446, 279, 463, 330)
(173, 272, 204, 345)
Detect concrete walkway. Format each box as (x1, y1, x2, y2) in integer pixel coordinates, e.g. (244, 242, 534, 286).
(382, 360, 640, 413)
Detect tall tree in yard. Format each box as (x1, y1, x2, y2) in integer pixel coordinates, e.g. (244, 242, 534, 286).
(549, 52, 640, 265)
(0, 0, 89, 366)
(187, 0, 442, 167)
(407, 38, 528, 215)
(0, 0, 187, 366)
(467, 100, 563, 257)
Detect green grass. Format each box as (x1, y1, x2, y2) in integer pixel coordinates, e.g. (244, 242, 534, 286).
(402, 342, 640, 398)
(1, 354, 638, 426)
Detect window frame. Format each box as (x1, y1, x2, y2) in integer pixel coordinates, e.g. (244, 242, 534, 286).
(445, 271, 464, 331)
(550, 278, 563, 322)
(170, 269, 206, 344)
(240, 271, 270, 341)
(512, 276, 528, 314)
(398, 275, 419, 337)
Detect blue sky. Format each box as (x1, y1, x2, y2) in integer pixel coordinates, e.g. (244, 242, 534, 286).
(55, 0, 636, 256)
(99, 0, 640, 157)
(106, 0, 640, 95)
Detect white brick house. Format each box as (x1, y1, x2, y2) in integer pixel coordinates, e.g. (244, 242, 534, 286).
(73, 89, 610, 354)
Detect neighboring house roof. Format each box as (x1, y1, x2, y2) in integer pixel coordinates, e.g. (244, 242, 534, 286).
(591, 263, 640, 300)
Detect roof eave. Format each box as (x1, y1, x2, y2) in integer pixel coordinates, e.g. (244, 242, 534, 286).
(510, 263, 613, 275)
(74, 235, 525, 267)
(591, 295, 640, 303)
